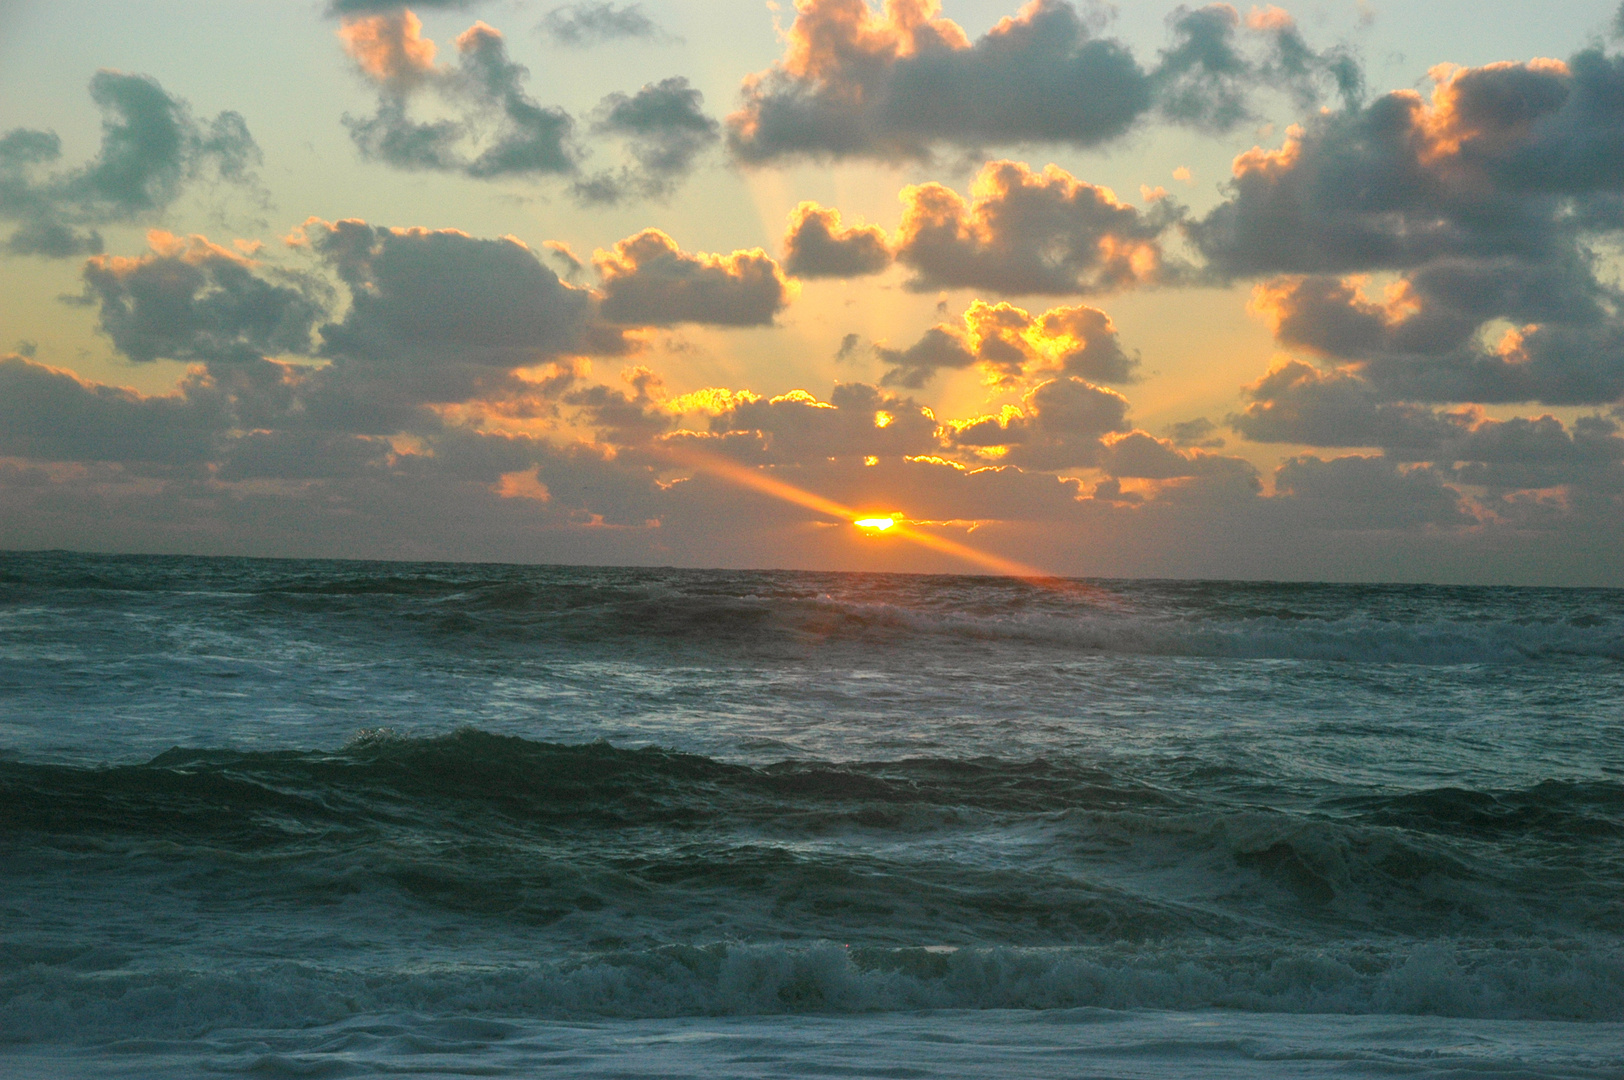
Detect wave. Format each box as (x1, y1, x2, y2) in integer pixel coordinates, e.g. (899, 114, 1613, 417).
(5, 938, 1624, 1044)
(8, 730, 1622, 839)
(4, 733, 1621, 947)
(4, 553, 1620, 665)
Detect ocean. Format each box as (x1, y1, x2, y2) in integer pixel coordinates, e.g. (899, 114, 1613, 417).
(2, 550, 1622, 1078)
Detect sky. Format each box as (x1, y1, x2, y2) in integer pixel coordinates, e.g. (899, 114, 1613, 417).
(1, 0, 1622, 585)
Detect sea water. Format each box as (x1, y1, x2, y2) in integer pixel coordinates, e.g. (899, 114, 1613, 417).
(1, 551, 1622, 1078)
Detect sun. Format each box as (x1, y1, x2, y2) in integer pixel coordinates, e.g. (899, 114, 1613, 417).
(854, 517, 896, 532)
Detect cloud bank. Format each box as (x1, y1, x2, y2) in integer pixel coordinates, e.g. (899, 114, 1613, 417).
(728, 0, 1361, 164)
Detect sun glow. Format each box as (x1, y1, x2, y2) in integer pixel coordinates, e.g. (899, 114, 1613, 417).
(855, 517, 896, 531)
(656, 443, 1055, 581)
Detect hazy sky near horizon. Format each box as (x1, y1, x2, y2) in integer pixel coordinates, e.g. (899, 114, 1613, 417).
(1, 0, 1622, 584)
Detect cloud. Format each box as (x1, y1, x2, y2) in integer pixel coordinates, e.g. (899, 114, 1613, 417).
(782, 202, 892, 279)
(946, 376, 1132, 469)
(1272, 455, 1470, 529)
(1099, 430, 1255, 482)
(594, 229, 792, 326)
(896, 161, 1171, 295)
(1156, 3, 1361, 131)
(297, 218, 623, 426)
(327, 0, 471, 13)
(1232, 360, 1624, 495)
(780, 161, 1176, 295)
(677, 382, 941, 464)
(340, 13, 576, 178)
(0, 354, 227, 465)
(1191, 53, 1624, 407)
(79, 230, 327, 367)
(1230, 360, 1465, 451)
(877, 298, 1137, 387)
(874, 324, 977, 388)
(0, 71, 259, 259)
(574, 78, 720, 203)
(338, 13, 715, 199)
(541, 3, 675, 47)
(727, 0, 1362, 164)
(1247, 265, 1624, 406)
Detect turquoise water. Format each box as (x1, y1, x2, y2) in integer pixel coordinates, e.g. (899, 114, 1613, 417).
(2, 552, 1622, 1076)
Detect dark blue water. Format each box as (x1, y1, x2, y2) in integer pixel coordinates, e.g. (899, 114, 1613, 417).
(2, 552, 1622, 1077)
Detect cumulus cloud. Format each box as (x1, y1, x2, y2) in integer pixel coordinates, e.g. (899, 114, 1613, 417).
(1189, 54, 1624, 408)
(541, 3, 675, 47)
(1272, 455, 1470, 529)
(678, 382, 941, 464)
(779, 160, 1180, 296)
(338, 12, 716, 199)
(0, 72, 258, 259)
(727, 0, 1362, 164)
(898, 161, 1171, 295)
(594, 229, 792, 326)
(947, 376, 1132, 469)
(782, 202, 892, 278)
(0, 354, 227, 466)
(574, 78, 720, 203)
(1156, 3, 1361, 131)
(80, 231, 327, 367)
(1232, 360, 1624, 495)
(1099, 431, 1250, 481)
(874, 325, 977, 388)
(340, 14, 576, 177)
(297, 217, 625, 426)
(876, 298, 1137, 387)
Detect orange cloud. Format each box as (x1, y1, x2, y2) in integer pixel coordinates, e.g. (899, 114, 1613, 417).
(337, 10, 438, 86)
(776, 0, 969, 84)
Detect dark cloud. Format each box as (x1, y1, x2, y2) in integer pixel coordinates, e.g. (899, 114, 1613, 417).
(1100, 430, 1255, 482)
(727, 0, 1362, 164)
(777, 160, 1180, 295)
(783, 202, 892, 279)
(215, 430, 393, 482)
(0, 354, 226, 465)
(1193, 53, 1624, 407)
(339, 13, 713, 200)
(875, 325, 977, 388)
(574, 78, 720, 203)
(947, 376, 1132, 469)
(594, 229, 791, 327)
(565, 367, 673, 448)
(895, 160, 1174, 295)
(301, 218, 618, 423)
(80, 232, 327, 367)
(1156, 4, 1361, 131)
(1166, 417, 1223, 448)
(0, 72, 259, 259)
(1230, 360, 1465, 451)
(1232, 360, 1624, 495)
(340, 13, 576, 179)
(541, 3, 675, 47)
(1272, 455, 1471, 529)
(1251, 263, 1624, 406)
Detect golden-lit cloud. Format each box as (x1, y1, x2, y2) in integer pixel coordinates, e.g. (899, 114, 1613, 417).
(336, 10, 439, 86)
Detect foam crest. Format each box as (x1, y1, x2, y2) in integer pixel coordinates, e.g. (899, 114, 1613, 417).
(6, 940, 1624, 1045)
